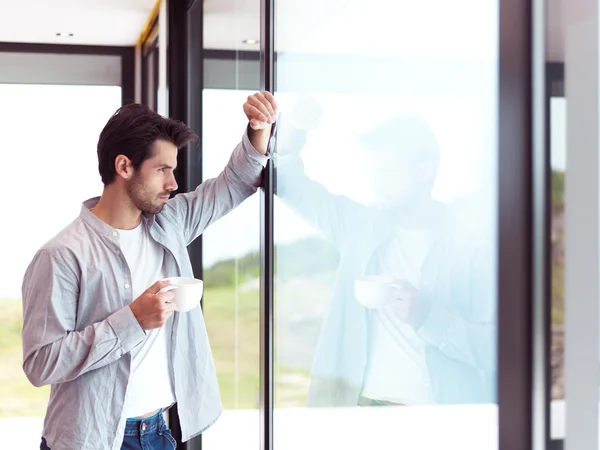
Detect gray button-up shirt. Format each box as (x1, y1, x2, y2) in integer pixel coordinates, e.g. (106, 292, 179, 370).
(21, 131, 268, 450)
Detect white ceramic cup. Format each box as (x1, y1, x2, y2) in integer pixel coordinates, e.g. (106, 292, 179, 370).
(159, 277, 204, 312)
(353, 275, 399, 309)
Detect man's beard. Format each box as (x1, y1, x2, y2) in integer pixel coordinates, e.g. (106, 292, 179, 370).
(126, 175, 166, 214)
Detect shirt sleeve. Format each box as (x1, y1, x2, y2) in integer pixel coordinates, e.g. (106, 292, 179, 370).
(162, 128, 269, 245)
(21, 248, 146, 387)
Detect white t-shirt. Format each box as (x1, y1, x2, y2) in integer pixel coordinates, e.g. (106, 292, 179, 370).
(361, 227, 436, 405)
(118, 223, 176, 418)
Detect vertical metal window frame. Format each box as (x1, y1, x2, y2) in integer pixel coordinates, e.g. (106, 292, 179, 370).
(164, 0, 203, 449)
(259, 0, 275, 448)
(140, 5, 160, 110)
(498, 0, 550, 449)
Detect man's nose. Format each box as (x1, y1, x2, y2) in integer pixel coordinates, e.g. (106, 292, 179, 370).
(167, 175, 178, 192)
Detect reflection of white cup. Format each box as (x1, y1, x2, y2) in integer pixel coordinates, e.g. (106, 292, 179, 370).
(354, 275, 397, 309)
(159, 277, 204, 312)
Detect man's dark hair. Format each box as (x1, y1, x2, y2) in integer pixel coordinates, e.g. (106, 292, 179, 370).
(97, 103, 199, 185)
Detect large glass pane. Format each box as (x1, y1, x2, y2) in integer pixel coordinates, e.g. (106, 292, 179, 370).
(555, 1, 600, 446)
(0, 84, 121, 448)
(200, 2, 261, 448)
(273, 0, 499, 448)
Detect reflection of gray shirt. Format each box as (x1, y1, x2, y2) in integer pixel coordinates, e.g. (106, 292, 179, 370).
(21, 132, 268, 450)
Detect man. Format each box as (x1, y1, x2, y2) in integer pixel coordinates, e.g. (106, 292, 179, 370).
(22, 92, 278, 450)
(275, 99, 496, 407)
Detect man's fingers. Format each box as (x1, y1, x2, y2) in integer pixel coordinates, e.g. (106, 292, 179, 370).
(249, 120, 270, 131)
(147, 279, 170, 294)
(262, 91, 278, 112)
(244, 104, 269, 124)
(257, 91, 277, 118)
(248, 95, 275, 122)
(157, 291, 176, 303)
(164, 301, 177, 312)
(244, 91, 278, 127)
(249, 98, 274, 122)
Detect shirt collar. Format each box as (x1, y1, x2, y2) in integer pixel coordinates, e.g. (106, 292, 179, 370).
(79, 197, 155, 239)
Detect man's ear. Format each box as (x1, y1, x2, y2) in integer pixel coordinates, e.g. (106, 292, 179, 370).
(114, 155, 134, 180)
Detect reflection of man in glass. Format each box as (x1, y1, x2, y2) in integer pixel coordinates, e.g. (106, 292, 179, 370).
(355, 117, 444, 407)
(276, 99, 495, 407)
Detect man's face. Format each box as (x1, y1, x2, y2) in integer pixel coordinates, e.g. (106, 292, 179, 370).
(127, 139, 179, 214)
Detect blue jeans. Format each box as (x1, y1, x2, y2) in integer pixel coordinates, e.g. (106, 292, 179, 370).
(40, 410, 177, 449)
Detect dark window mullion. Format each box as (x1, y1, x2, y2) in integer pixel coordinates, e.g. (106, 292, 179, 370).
(259, 0, 275, 448)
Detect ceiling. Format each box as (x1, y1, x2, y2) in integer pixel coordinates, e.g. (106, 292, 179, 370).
(0, 0, 155, 46)
(204, 0, 566, 61)
(0, 0, 566, 61)
(204, 0, 260, 51)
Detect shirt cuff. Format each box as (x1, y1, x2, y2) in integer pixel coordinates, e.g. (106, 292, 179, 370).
(242, 126, 271, 167)
(107, 305, 147, 354)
